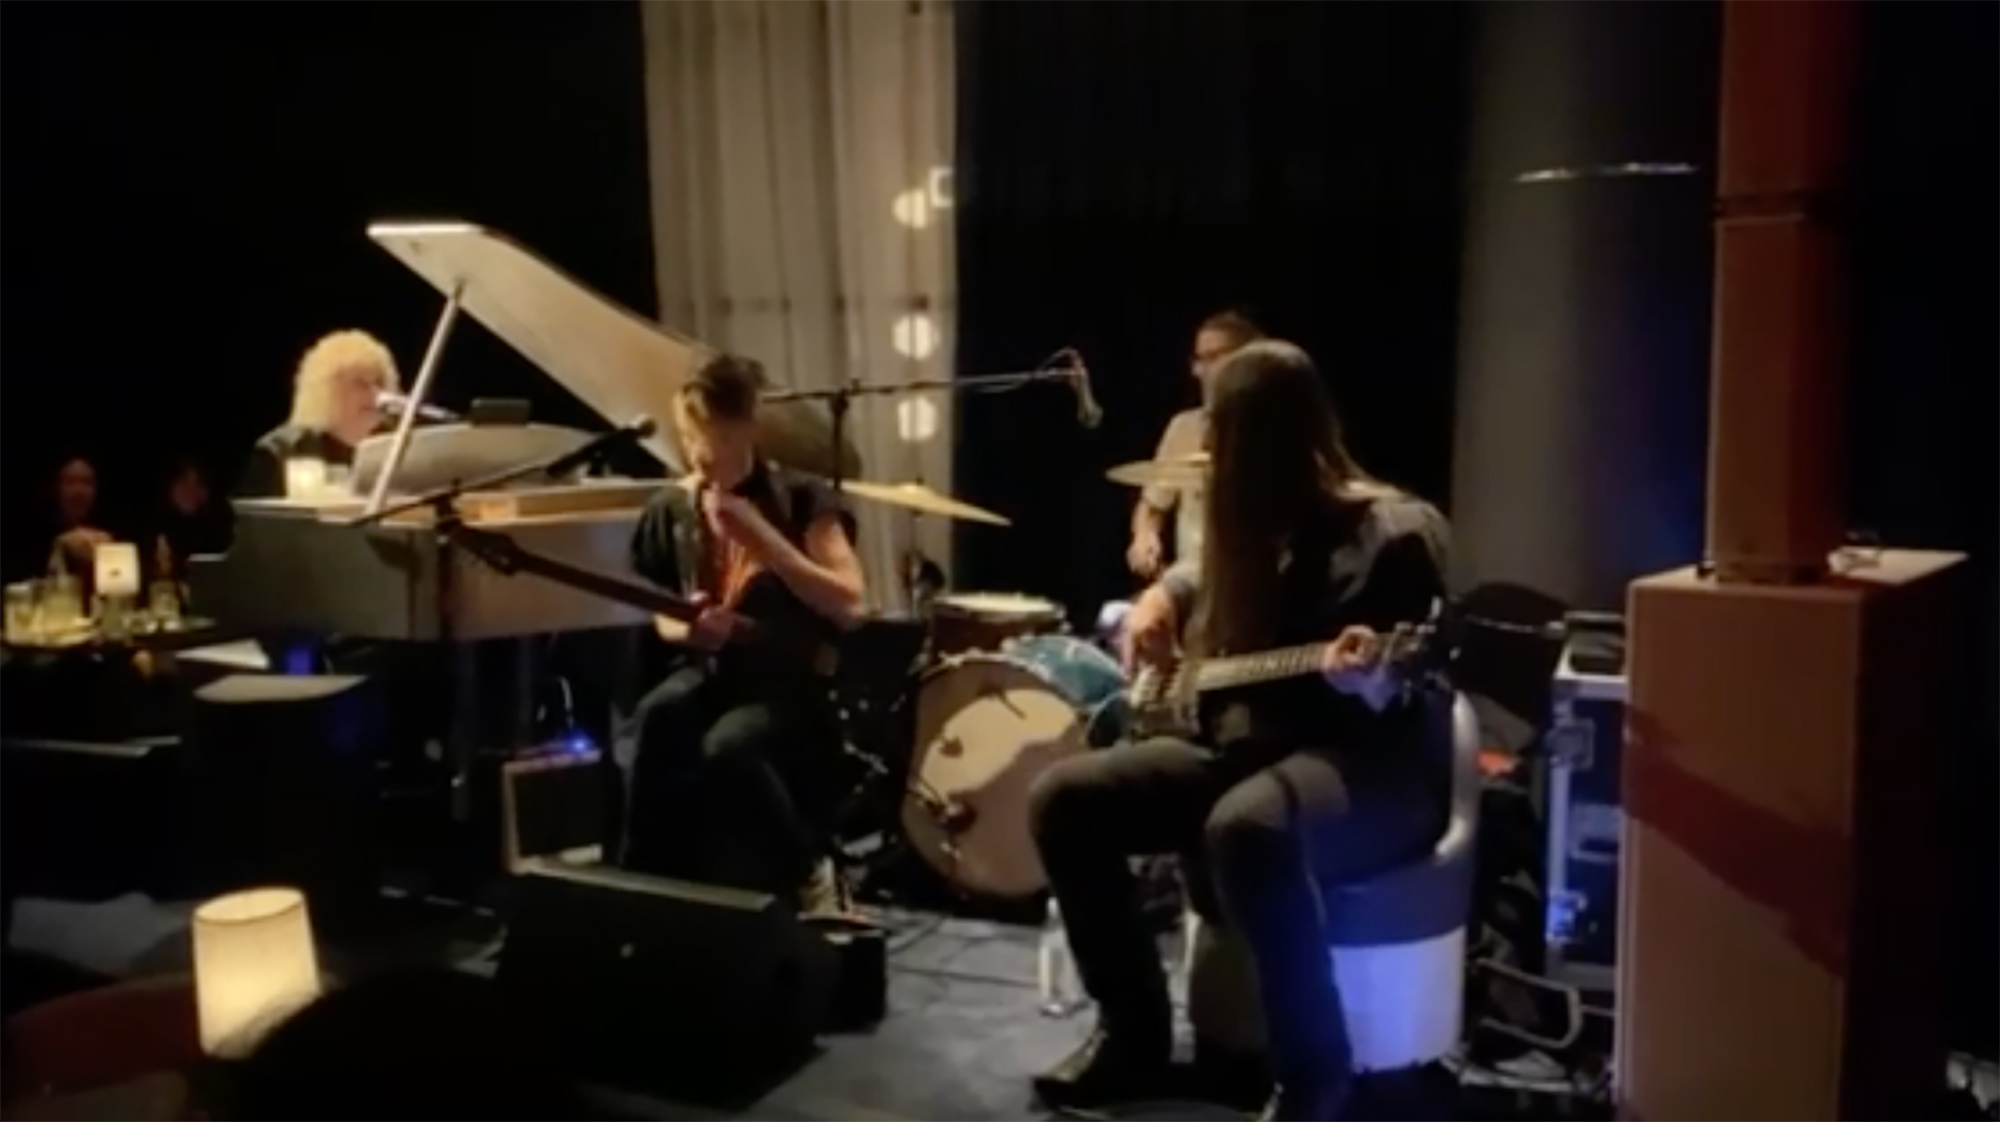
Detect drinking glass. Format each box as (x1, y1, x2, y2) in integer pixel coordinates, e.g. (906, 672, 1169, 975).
(38, 574, 84, 631)
(98, 595, 132, 643)
(4, 582, 34, 642)
(148, 579, 183, 629)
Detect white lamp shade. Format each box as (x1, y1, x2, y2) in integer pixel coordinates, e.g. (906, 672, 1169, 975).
(193, 887, 322, 1058)
(93, 542, 140, 598)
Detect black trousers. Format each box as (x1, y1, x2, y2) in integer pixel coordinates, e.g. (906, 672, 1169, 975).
(1028, 730, 1445, 1091)
(620, 661, 840, 896)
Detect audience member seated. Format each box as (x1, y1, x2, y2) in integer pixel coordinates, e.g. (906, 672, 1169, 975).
(4, 455, 113, 590)
(148, 456, 232, 581)
(229, 968, 579, 1121)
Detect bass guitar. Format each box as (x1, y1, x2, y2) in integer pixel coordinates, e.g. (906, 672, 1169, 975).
(1128, 598, 1454, 738)
(443, 519, 841, 677)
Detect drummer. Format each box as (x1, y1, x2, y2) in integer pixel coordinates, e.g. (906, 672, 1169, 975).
(1125, 311, 1264, 581)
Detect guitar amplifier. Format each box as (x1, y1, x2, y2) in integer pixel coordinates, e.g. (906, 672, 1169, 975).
(496, 862, 837, 1102)
(1544, 619, 1627, 995)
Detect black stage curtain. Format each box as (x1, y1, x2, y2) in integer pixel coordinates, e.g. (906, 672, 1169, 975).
(1849, 0, 1999, 1059)
(951, 0, 1474, 619)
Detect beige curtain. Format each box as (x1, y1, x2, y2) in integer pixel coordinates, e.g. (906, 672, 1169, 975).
(641, 0, 957, 612)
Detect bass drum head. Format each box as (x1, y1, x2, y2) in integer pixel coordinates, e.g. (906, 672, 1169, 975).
(902, 655, 1090, 899)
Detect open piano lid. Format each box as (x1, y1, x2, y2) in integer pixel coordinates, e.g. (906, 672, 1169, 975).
(367, 222, 859, 478)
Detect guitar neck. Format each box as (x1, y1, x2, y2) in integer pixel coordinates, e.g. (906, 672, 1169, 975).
(1190, 642, 1335, 692)
(478, 542, 702, 623)
(1190, 628, 1425, 694)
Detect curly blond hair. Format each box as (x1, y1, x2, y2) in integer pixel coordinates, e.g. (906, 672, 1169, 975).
(288, 330, 401, 429)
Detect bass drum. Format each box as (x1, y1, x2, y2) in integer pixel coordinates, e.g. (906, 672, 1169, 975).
(902, 634, 1130, 899)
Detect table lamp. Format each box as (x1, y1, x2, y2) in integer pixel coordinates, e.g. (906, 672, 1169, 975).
(192, 887, 321, 1059)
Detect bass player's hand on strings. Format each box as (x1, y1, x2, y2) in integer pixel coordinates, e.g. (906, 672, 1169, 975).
(1120, 583, 1180, 674)
(1321, 624, 1399, 713)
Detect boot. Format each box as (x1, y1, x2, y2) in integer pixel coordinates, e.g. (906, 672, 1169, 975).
(1031, 1028, 1173, 1114)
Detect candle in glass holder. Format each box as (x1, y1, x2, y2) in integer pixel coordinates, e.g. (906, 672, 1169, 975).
(284, 457, 328, 500)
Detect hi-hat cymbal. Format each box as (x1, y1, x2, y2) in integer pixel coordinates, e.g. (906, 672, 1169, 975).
(1105, 453, 1209, 490)
(837, 480, 1011, 527)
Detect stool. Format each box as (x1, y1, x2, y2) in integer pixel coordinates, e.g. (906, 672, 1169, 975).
(1185, 691, 1483, 1075)
(176, 674, 385, 928)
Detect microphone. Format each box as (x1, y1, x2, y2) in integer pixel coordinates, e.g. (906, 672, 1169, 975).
(377, 391, 461, 424)
(1061, 349, 1103, 429)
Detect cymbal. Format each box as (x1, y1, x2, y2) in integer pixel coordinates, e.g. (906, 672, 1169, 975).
(758, 397, 863, 480)
(1104, 453, 1209, 490)
(837, 480, 1011, 526)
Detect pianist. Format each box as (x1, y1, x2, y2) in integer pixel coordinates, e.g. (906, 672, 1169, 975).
(237, 329, 400, 498)
(621, 353, 866, 915)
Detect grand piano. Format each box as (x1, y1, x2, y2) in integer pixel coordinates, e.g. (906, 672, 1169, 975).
(189, 222, 859, 826)
(193, 221, 856, 644)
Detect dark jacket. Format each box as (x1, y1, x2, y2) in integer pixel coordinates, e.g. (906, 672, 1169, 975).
(236, 425, 356, 499)
(1159, 492, 1451, 744)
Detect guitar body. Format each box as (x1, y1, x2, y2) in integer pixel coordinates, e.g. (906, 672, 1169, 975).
(711, 568, 845, 681)
(442, 519, 843, 679)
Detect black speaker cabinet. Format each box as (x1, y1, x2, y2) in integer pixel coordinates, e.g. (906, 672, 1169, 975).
(495, 862, 837, 1104)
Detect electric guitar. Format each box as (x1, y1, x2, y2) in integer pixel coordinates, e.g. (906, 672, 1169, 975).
(1127, 599, 1454, 738)
(443, 520, 841, 677)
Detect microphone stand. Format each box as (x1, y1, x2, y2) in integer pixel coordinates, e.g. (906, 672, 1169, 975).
(336, 416, 654, 840)
(760, 364, 1082, 499)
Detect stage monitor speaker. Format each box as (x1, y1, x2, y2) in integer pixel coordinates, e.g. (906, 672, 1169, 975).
(495, 862, 836, 1104)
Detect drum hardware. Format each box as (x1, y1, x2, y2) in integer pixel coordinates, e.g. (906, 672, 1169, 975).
(907, 777, 978, 834)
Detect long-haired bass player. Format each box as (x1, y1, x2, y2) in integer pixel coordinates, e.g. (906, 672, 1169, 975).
(1030, 341, 1451, 1121)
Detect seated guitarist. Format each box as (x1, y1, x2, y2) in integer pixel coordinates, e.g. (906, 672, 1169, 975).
(1027, 341, 1451, 1122)
(622, 353, 866, 913)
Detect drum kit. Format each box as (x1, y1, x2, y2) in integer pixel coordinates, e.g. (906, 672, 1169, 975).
(820, 451, 1211, 904)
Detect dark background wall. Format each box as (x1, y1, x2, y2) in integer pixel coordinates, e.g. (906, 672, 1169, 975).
(1, 0, 659, 543)
(950, 0, 1474, 611)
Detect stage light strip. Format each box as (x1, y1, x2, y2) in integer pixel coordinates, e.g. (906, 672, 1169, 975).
(1514, 162, 1702, 184)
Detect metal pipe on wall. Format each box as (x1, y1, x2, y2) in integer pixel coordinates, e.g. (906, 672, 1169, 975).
(1449, 0, 1720, 611)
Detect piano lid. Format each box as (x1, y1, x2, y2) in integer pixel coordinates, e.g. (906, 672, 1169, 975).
(367, 223, 859, 479)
